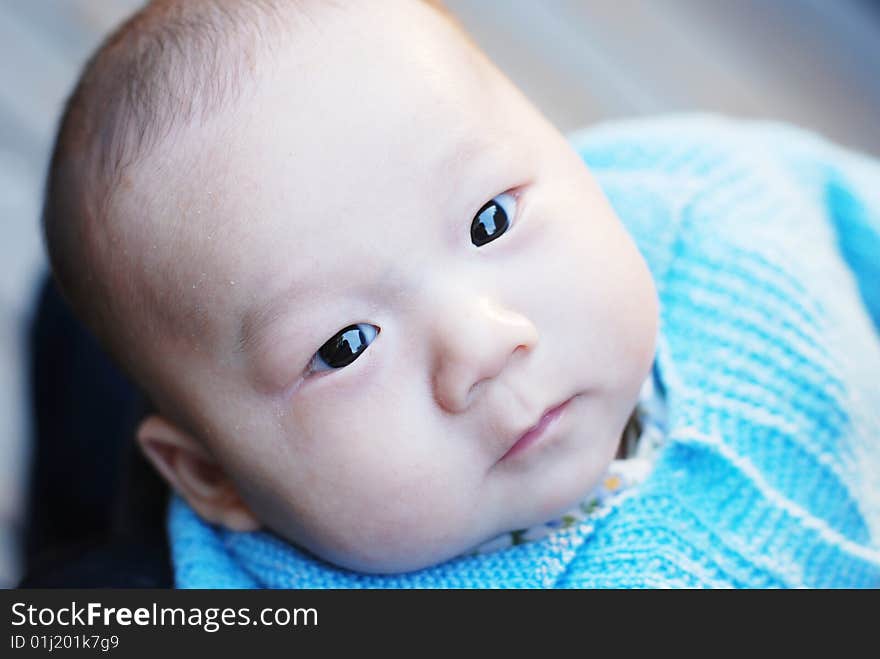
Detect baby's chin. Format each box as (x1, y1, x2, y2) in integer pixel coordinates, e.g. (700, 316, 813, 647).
(301, 529, 487, 575)
(276, 508, 508, 575)
(287, 480, 603, 575)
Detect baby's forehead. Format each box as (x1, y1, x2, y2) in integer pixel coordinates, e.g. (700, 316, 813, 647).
(119, 0, 502, 335)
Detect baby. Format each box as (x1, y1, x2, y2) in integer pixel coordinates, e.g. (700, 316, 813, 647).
(43, 0, 880, 587)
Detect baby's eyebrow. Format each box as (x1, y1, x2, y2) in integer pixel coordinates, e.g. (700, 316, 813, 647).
(237, 281, 310, 355)
(437, 132, 491, 178)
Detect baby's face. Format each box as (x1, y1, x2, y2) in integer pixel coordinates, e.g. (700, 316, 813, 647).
(148, 1, 658, 572)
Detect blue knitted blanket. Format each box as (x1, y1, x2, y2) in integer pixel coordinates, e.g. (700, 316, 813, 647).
(170, 113, 880, 588)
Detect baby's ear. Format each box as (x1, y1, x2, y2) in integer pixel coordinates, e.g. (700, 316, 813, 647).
(136, 414, 261, 533)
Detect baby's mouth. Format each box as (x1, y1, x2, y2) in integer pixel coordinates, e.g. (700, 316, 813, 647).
(497, 395, 577, 463)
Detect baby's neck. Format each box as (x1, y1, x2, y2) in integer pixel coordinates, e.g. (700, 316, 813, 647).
(615, 406, 642, 459)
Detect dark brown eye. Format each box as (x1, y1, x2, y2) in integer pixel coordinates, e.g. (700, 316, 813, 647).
(310, 324, 379, 373)
(471, 192, 517, 246)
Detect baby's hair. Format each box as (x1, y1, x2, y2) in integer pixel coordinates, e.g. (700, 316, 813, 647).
(42, 0, 462, 414)
(43, 0, 306, 394)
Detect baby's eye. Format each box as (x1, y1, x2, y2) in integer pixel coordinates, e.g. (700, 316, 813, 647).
(308, 323, 379, 374)
(471, 191, 517, 247)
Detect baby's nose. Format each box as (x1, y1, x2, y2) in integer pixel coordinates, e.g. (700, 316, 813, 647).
(431, 294, 539, 414)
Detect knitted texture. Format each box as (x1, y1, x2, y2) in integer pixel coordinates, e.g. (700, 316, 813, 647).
(170, 113, 880, 588)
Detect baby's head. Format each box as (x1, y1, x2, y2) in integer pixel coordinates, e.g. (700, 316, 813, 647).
(44, 0, 658, 573)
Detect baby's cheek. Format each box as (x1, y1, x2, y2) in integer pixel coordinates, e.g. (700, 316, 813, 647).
(232, 354, 500, 571)
(302, 451, 478, 572)
(614, 232, 659, 376)
(582, 212, 658, 388)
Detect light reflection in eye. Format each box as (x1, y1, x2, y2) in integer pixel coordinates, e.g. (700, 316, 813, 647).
(471, 191, 516, 246)
(308, 323, 379, 374)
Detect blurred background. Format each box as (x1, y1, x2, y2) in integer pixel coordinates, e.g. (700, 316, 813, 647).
(2, 0, 879, 587)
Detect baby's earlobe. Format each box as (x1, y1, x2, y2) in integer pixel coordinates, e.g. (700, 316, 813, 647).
(135, 414, 260, 532)
(215, 499, 261, 533)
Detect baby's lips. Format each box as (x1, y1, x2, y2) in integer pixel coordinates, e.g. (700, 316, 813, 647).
(495, 393, 577, 463)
